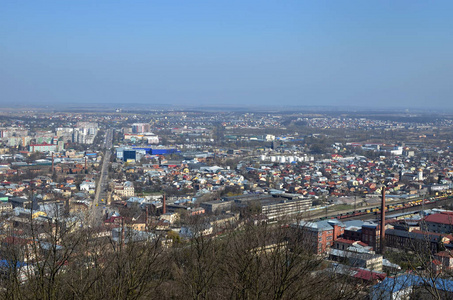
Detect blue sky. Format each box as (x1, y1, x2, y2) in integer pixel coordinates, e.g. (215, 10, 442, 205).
(1, 1, 452, 109)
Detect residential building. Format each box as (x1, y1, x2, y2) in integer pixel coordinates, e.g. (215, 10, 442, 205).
(131, 123, 151, 133)
(433, 251, 453, 273)
(180, 223, 213, 238)
(113, 181, 135, 198)
(29, 143, 57, 153)
(422, 211, 453, 234)
(160, 212, 180, 224)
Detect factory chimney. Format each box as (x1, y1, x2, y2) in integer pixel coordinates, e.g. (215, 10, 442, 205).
(145, 206, 149, 231)
(163, 194, 166, 214)
(380, 186, 386, 254)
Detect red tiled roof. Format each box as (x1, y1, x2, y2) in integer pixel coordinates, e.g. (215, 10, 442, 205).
(3, 236, 32, 245)
(424, 212, 453, 225)
(432, 259, 442, 265)
(104, 216, 123, 224)
(435, 251, 453, 258)
(353, 269, 386, 281)
(335, 238, 356, 244)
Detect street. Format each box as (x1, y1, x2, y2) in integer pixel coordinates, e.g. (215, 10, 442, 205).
(90, 128, 113, 226)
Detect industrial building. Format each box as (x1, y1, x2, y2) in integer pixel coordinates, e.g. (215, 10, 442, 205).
(201, 194, 311, 221)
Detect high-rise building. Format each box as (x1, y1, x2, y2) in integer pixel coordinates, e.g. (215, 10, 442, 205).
(131, 123, 150, 133)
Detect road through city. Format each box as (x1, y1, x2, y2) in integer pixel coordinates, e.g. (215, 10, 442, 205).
(90, 128, 113, 226)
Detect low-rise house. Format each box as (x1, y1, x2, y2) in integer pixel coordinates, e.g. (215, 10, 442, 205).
(432, 251, 453, 273)
(113, 181, 135, 198)
(180, 223, 213, 238)
(79, 181, 96, 192)
(329, 248, 383, 271)
(0, 202, 12, 213)
(111, 227, 155, 244)
(160, 212, 180, 224)
(327, 263, 386, 285)
(333, 238, 371, 252)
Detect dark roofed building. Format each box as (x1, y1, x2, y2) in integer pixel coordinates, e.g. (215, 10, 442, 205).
(9, 197, 32, 209)
(385, 229, 450, 254)
(361, 222, 381, 253)
(200, 199, 233, 213)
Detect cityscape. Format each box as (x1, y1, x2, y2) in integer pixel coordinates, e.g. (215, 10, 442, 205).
(0, 108, 451, 298)
(2, 1, 453, 299)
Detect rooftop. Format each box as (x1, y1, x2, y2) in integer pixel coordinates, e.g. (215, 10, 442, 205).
(424, 212, 453, 225)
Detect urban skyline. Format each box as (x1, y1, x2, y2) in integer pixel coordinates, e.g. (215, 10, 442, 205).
(2, 1, 453, 298)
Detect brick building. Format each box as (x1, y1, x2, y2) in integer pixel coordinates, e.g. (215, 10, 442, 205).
(385, 229, 451, 254)
(295, 219, 345, 254)
(361, 223, 381, 253)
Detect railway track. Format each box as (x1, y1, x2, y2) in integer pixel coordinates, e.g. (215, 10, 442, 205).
(306, 194, 453, 222)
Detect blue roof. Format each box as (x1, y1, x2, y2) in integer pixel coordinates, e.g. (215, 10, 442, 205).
(362, 222, 378, 229)
(327, 219, 345, 227)
(373, 275, 421, 293)
(298, 220, 333, 231)
(343, 220, 365, 228)
(0, 260, 27, 268)
(40, 242, 63, 251)
(373, 275, 453, 293)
